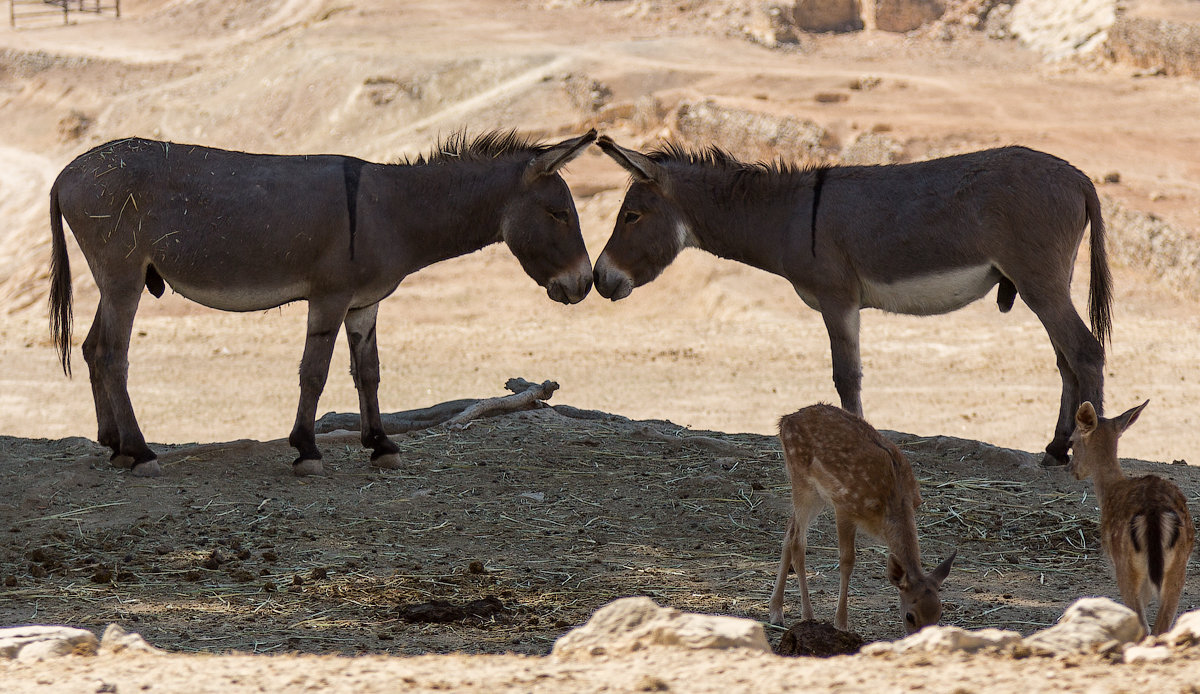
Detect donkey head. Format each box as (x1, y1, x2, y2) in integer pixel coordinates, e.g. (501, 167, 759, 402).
(502, 130, 597, 305)
(888, 551, 956, 634)
(1069, 400, 1148, 481)
(593, 136, 694, 301)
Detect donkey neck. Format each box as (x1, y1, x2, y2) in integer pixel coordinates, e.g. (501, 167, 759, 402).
(370, 162, 512, 269)
(679, 167, 813, 276)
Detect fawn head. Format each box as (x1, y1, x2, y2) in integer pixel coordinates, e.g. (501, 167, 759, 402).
(888, 551, 956, 634)
(1069, 400, 1148, 481)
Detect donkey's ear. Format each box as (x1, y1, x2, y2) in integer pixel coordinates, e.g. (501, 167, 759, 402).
(1075, 401, 1099, 436)
(1113, 399, 1149, 435)
(596, 135, 664, 185)
(526, 129, 597, 181)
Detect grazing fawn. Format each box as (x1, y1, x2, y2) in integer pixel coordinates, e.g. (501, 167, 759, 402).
(768, 404, 954, 634)
(1070, 400, 1195, 635)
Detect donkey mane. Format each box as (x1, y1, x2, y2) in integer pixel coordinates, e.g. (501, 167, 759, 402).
(648, 141, 823, 201)
(407, 130, 550, 166)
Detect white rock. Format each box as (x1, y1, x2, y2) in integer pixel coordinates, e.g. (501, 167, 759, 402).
(1009, 0, 1117, 60)
(1025, 597, 1144, 655)
(100, 624, 162, 655)
(861, 626, 1023, 655)
(1123, 644, 1172, 663)
(1162, 609, 1200, 646)
(0, 626, 98, 660)
(551, 596, 770, 658)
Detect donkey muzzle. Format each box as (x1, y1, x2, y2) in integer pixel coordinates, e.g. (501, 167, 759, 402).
(546, 256, 594, 305)
(593, 255, 634, 301)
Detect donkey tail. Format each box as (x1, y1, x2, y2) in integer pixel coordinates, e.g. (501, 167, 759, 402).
(49, 180, 73, 376)
(1084, 181, 1112, 350)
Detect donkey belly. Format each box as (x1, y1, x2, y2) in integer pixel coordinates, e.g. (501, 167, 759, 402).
(860, 265, 1001, 315)
(162, 274, 310, 312)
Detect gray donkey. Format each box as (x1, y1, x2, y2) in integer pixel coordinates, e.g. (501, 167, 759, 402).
(593, 137, 1111, 465)
(50, 131, 596, 477)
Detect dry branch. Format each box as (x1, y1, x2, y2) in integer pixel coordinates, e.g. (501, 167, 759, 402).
(313, 378, 560, 434)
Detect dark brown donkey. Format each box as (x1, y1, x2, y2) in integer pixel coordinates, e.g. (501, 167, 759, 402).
(594, 137, 1112, 464)
(50, 131, 596, 477)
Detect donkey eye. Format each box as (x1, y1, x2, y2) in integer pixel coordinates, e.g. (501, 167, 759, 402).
(548, 208, 569, 223)
(623, 211, 642, 225)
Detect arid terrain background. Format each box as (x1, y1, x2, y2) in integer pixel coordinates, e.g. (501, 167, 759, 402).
(3, 0, 1200, 691)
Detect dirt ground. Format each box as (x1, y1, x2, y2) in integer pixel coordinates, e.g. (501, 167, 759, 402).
(4, 0, 1200, 691)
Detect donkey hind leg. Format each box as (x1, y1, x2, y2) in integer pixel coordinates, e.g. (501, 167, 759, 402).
(82, 309, 119, 455)
(1023, 291, 1105, 466)
(344, 304, 401, 469)
(820, 304, 864, 418)
(288, 298, 351, 477)
(1044, 348, 1081, 466)
(84, 288, 159, 477)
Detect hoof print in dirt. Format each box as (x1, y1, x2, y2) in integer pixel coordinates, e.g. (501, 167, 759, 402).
(396, 596, 508, 624)
(774, 620, 863, 657)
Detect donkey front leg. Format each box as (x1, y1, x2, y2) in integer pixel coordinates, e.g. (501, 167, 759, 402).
(288, 298, 350, 477)
(344, 304, 402, 469)
(820, 304, 864, 418)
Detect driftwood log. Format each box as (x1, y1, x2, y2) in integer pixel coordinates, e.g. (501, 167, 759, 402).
(314, 378, 560, 435)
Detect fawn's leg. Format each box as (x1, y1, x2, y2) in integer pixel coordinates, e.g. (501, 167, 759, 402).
(833, 512, 857, 631)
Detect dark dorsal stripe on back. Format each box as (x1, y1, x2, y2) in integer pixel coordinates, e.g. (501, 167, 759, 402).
(810, 165, 828, 257)
(342, 158, 366, 259)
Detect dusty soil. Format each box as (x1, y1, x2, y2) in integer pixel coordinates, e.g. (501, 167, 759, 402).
(3, 0, 1200, 691)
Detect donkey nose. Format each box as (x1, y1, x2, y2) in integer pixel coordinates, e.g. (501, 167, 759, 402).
(593, 256, 633, 301)
(547, 257, 593, 305)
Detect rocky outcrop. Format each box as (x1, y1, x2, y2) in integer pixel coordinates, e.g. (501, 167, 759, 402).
(1106, 16, 1200, 77)
(870, 0, 946, 32)
(551, 597, 771, 658)
(672, 98, 834, 163)
(1009, 0, 1117, 60)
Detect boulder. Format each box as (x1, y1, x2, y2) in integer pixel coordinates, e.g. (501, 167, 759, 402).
(791, 0, 864, 33)
(1009, 0, 1117, 60)
(99, 624, 162, 655)
(0, 626, 98, 661)
(551, 596, 771, 658)
(1024, 597, 1144, 655)
(1161, 608, 1200, 647)
(1106, 17, 1200, 78)
(870, 0, 945, 32)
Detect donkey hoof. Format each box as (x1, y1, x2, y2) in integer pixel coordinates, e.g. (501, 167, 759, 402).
(131, 459, 162, 477)
(293, 459, 324, 477)
(370, 453, 403, 470)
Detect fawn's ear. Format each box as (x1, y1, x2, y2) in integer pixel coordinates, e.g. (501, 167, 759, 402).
(1112, 399, 1149, 436)
(930, 550, 956, 587)
(596, 135, 665, 186)
(1075, 401, 1099, 436)
(887, 554, 910, 590)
